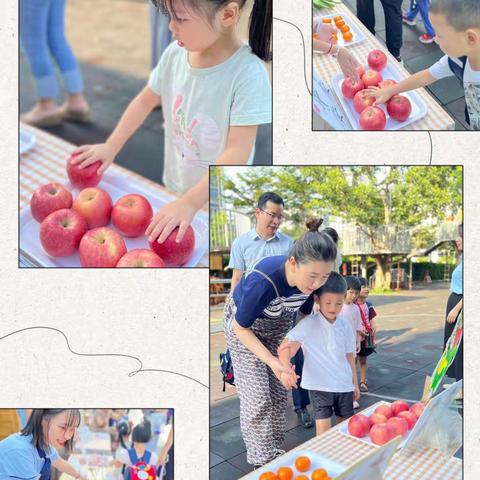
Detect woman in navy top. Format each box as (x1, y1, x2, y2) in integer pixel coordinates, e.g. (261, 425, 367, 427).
(0, 409, 85, 480)
(224, 220, 337, 467)
(444, 223, 463, 382)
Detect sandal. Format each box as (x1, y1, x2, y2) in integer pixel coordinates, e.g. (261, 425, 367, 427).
(360, 381, 368, 393)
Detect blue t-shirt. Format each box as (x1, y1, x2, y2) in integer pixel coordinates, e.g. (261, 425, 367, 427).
(0, 433, 58, 480)
(233, 255, 314, 328)
(451, 257, 463, 295)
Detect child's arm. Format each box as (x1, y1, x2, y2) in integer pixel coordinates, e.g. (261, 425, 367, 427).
(346, 352, 360, 401)
(72, 86, 161, 173)
(277, 339, 302, 367)
(51, 458, 86, 480)
(355, 332, 362, 353)
(146, 124, 258, 243)
(365, 69, 437, 105)
(157, 425, 173, 466)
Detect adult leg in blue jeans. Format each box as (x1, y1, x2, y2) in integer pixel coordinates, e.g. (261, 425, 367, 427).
(291, 348, 313, 428)
(20, 0, 90, 126)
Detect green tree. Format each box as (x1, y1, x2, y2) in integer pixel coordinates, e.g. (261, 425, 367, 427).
(220, 166, 462, 289)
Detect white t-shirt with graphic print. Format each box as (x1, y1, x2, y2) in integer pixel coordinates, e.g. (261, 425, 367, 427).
(148, 42, 272, 193)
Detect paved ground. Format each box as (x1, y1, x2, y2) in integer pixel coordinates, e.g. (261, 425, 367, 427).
(314, 0, 468, 130)
(210, 283, 463, 479)
(19, 0, 271, 185)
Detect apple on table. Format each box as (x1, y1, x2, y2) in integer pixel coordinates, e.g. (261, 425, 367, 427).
(368, 49, 388, 71)
(111, 194, 153, 238)
(73, 187, 113, 229)
(67, 153, 103, 189)
(361, 70, 383, 88)
(341, 77, 365, 99)
(149, 225, 195, 267)
(359, 106, 386, 130)
(31, 183, 73, 222)
(387, 95, 412, 122)
(117, 249, 165, 268)
(79, 227, 127, 268)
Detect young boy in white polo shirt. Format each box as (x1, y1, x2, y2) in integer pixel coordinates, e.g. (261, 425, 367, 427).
(278, 272, 360, 435)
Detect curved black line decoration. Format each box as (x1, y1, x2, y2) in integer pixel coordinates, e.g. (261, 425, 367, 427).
(0, 326, 208, 390)
(273, 16, 312, 96)
(427, 131, 433, 165)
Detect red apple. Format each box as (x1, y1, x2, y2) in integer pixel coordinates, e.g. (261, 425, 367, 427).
(378, 79, 397, 89)
(30, 182, 73, 222)
(369, 413, 388, 425)
(79, 227, 127, 268)
(369, 423, 395, 446)
(40, 208, 88, 257)
(387, 416, 409, 436)
(387, 95, 412, 122)
(348, 414, 371, 438)
(149, 225, 195, 267)
(73, 187, 113, 229)
(359, 106, 386, 130)
(67, 153, 103, 189)
(341, 77, 365, 99)
(361, 70, 383, 87)
(397, 410, 418, 429)
(391, 400, 410, 416)
(368, 49, 388, 71)
(374, 405, 393, 419)
(410, 403, 425, 419)
(356, 65, 366, 78)
(111, 194, 153, 237)
(116, 249, 165, 268)
(353, 90, 375, 113)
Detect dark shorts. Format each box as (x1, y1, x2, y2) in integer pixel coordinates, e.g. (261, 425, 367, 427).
(310, 390, 354, 420)
(358, 342, 375, 357)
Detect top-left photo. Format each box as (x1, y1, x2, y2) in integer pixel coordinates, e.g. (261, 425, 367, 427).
(19, 0, 272, 268)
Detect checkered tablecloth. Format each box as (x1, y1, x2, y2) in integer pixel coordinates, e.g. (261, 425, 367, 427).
(313, 4, 455, 130)
(240, 401, 461, 479)
(19, 123, 208, 267)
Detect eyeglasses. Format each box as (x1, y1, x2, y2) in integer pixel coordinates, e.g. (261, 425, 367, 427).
(259, 208, 284, 221)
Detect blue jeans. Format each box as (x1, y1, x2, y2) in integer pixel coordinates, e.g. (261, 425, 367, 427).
(291, 349, 310, 411)
(20, 0, 83, 99)
(406, 0, 435, 37)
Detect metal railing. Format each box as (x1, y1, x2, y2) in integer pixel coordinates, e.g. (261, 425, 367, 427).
(210, 277, 231, 310)
(210, 208, 251, 251)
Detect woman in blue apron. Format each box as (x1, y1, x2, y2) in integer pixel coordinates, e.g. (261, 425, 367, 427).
(224, 220, 337, 467)
(0, 409, 85, 480)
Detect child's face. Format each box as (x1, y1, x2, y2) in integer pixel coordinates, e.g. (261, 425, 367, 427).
(45, 411, 78, 450)
(289, 258, 334, 295)
(430, 12, 480, 58)
(345, 288, 359, 304)
(316, 292, 345, 321)
(167, 0, 238, 53)
(358, 284, 369, 300)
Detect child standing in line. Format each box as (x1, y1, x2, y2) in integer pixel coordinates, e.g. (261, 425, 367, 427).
(366, 0, 480, 130)
(73, 0, 272, 244)
(278, 272, 360, 436)
(403, 0, 437, 44)
(355, 277, 378, 393)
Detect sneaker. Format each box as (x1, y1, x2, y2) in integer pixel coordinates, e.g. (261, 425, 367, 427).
(419, 34, 436, 44)
(395, 56, 404, 66)
(353, 401, 360, 409)
(297, 408, 314, 428)
(402, 15, 417, 26)
(20, 104, 63, 127)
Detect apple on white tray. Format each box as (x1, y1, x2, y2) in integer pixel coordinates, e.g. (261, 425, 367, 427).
(149, 225, 195, 267)
(79, 227, 127, 268)
(111, 194, 153, 238)
(116, 249, 165, 268)
(73, 187, 113, 229)
(31, 183, 73, 222)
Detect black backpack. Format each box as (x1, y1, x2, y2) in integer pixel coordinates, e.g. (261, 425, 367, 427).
(220, 350, 235, 392)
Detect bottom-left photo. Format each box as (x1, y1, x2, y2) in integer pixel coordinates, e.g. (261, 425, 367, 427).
(0, 409, 174, 479)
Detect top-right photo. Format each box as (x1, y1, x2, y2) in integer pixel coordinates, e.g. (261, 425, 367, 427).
(312, 0, 480, 131)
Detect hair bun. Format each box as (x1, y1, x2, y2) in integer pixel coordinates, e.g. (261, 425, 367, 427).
(306, 218, 323, 232)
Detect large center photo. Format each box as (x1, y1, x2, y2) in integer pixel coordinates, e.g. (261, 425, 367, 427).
(209, 165, 463, 479)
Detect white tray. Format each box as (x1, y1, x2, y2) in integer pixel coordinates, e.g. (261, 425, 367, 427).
(19, 171, 208, 268)
(20, 128, 36, 155)
(338, 401, 410, 449)
(245, 449, 346, 479)
(314, 11, 366, 49)
(332, 63, 428, 130)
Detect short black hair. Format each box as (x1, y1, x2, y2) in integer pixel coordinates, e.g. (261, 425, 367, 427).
(345, 275, 361, 292)
(357, 277, 367, 287)
(323, 227, 339, 245)
(257, 192, 284, 209)
(132, 420, 152, 444)
(315, 271, 347, 296)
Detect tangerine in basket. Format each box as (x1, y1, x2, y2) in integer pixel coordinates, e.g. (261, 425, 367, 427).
(322, 17, 332, 23)
(294, 456, 311, 472)
(340, 24, 350, 33)
(333, 15, 342, 22)
(343, 31, 353, 41)
(277, 466, 293, 480)
(335, 19, 345, 27)
(259, 472, 277, 480)
(294, 476, 309, 480)
(312, 468, 328, 479)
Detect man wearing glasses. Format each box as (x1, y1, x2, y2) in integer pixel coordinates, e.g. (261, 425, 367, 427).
(227, 192, 314, 429)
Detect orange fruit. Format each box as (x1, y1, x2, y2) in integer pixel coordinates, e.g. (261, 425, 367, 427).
(334, 15, 342, 22)
(340, 24, 350, 33)
(259, 473, 277, 480)
(343, 31, 353, 41)
(295, 476, 309, 480)
(335, 19, 345, 28)
(312, 468, 328, 479)
(294, 456, 311, 472)
(322, 17, 333, 23)
(277, 466, 294, 480)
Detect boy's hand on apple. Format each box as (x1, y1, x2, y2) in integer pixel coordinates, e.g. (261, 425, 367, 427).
(146, 197, 197, 244)
(364, 86, 393, 105)
(71, 143, 116, 173)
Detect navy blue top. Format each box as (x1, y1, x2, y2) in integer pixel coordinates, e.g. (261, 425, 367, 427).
(233, 255, 314, 328)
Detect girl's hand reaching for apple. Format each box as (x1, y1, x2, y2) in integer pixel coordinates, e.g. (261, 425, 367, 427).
(146, 197, 198, 244)
(337, 47, 360, 82)
(364, 86, 395, 106)
(71, 142, 117, 174)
